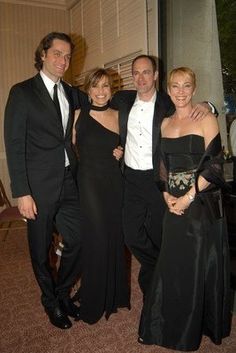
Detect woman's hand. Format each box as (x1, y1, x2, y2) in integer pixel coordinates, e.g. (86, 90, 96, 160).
(163, 192, 177, 208)
(170, 195, 191, 215)
(113, 145, 123, 160)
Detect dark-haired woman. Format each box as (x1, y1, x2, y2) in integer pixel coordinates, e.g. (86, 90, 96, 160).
(72, 68, 130, 324)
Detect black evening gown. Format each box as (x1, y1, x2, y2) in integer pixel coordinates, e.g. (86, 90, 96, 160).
(75, 108, 130, 324)
(139, 135, 231, 351)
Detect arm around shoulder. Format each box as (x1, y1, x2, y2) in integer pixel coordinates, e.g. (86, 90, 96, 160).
(110, 90, 136, 110)
(72, 87, 89, 110)
(201, 112, 220, 148)
(204, 101, 219, 117)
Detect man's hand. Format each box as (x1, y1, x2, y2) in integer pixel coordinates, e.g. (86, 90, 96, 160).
(190, 102, 211, 121)
(113, 146, 124, 161)
(18, 195, 37, 220)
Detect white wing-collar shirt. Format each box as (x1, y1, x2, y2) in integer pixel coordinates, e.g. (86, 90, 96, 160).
(124, 91, 156, 170)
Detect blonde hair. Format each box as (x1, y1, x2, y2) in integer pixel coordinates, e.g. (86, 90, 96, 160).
(168, 67, 196, 89)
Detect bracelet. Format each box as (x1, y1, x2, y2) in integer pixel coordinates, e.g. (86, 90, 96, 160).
(187, 192, 195, 203)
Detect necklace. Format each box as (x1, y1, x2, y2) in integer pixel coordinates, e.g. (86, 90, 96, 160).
(90, 103, 110, 111)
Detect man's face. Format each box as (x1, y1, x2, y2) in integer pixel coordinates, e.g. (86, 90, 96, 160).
(132, 58, 158, 97)
(41, 39, 71, 82)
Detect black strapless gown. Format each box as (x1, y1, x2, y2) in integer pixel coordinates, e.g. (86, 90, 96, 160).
(139, 135, 231, 351)
(75, 109, 130, 324)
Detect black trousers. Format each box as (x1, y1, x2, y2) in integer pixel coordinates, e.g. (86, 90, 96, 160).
(123, 167, 165, 295)
(27, 169, 81, 310)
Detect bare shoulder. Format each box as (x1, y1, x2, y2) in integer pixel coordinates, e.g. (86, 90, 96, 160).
(200, 112, 219, 146)
(200, 112, 219, 131)
(161, 116, 172, 133)
(162, 117, 171, 127)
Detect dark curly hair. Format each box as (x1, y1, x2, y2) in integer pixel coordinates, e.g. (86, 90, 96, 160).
(34, 32, 74, 71)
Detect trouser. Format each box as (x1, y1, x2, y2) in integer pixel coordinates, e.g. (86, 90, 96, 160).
(27, 169, 81, 310)
(123, 166, 165, 295)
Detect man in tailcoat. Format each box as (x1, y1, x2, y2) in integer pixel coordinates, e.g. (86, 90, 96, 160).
(4, 32, 87, 329)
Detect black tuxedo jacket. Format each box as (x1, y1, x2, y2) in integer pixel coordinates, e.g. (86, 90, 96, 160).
(111, 89, 175, 178)
(4, 73, 87, 205)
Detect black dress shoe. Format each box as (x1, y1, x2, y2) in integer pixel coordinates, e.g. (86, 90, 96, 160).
(60, 298, 80, 321)
(46, 306, 72, 329)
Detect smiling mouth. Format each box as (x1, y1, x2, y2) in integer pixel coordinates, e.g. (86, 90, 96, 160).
(176, 97, 187, 101)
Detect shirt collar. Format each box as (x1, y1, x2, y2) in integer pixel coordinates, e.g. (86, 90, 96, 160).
(135, 91, 156, 105)
(40, 71, 60, 92)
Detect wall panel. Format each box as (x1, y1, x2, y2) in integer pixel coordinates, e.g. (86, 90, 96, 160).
(0, 1, 69, 200)
(70, 0, 147, 84)
(0, 0, 78, 10)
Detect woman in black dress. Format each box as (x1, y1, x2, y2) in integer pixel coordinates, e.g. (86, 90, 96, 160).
(138, 67, 231, 350)
(72, 68, 130, 324)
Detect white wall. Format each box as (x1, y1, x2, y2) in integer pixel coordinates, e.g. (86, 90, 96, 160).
(165, 0, 227, 147)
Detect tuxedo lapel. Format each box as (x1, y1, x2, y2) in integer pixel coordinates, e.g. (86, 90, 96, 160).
(120, 93, 136, 147)
(152, 91, 166, 157)
(33, 74, 64, 134)
(121, 101, 133, 137)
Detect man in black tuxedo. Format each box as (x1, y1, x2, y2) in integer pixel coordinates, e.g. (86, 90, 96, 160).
(4, 32, 87, 329)
(111, 55, 215, 296)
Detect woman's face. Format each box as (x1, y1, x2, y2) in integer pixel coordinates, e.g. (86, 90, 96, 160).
(88, 75, 111, 106)
(168, 73, 196, 108)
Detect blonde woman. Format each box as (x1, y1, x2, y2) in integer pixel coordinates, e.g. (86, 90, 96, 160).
(138, 67, 231, 351)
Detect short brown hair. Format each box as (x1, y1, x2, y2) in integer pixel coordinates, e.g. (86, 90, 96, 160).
(132, 55, 157, 74)
(84, 68, 113, 93)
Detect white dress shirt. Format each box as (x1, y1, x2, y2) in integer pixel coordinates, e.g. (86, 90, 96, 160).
(124, 92, 156, 170)
(40, 71, 70, 166)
